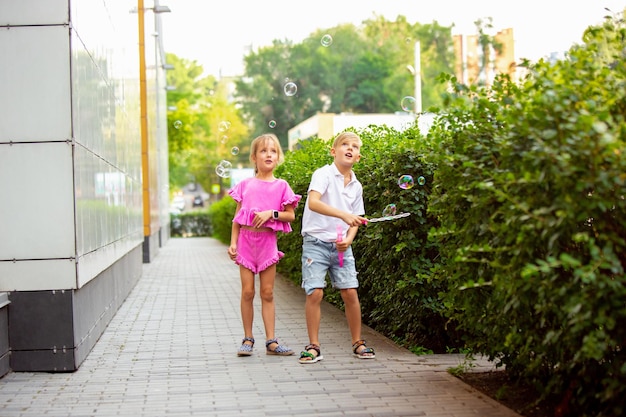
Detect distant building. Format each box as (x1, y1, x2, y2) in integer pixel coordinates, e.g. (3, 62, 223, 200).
(287, 112, 435, 151)
(452, 28, 516, 86)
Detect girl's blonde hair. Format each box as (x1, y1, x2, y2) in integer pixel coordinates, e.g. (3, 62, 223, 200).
(249, 133, 284, 172)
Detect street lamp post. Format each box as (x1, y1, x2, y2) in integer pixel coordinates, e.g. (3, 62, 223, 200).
(413, 41, 422, 114)
(406, 41, 422, 115)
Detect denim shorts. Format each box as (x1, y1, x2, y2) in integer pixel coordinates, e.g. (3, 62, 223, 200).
(301, 234, 359, 295)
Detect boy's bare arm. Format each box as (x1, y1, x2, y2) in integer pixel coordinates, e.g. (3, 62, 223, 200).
(308, 191, 367, 227)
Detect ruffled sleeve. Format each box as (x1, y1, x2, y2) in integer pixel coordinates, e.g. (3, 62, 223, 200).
(228, 182, 243, 202)
(281, 187, 301, 211)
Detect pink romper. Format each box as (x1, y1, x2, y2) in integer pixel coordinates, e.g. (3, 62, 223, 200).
(228, 177, 301, 274)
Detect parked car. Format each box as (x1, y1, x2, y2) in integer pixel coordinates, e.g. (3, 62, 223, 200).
(192, 195, 204, 207)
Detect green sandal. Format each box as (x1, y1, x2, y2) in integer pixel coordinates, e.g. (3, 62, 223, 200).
(352, 339, 375, 359)
(299, 344, 323, 364)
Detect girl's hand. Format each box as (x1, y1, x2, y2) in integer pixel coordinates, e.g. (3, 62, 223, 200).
(252, 210, 271, 228)
(227, 245, 237, 261)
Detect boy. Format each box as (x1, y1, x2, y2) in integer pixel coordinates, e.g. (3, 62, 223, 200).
(298, 131, 375, 364)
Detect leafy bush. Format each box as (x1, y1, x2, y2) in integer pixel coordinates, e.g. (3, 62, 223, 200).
(209, 195, 237, 244)
(354, 126, 461, 351)
(277, 124, 459, 350)
(428, 15, 626, 416)
(170, 211, 212, 237)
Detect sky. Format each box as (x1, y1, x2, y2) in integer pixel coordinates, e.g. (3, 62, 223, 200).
(160, 0, 625, 77)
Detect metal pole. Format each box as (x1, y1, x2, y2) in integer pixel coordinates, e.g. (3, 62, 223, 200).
(414, 41, 422, 113)
(138, 0, 151, 237)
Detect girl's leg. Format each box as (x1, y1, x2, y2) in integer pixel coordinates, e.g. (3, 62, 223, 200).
(260, 264, 294, 355)
(258, 264, 276, 340)
(240, 266, 256, 344)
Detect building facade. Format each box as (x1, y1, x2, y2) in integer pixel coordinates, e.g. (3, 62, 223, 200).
(0, 0, 169, 373)
(452, 28, 516, 86)
(287, 112, 435, 150)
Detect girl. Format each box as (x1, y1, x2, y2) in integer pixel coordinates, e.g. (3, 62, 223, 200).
(227, 133, 301, 356)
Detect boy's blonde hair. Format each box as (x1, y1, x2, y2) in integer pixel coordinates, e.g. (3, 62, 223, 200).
(332, 131, 363, 148)
(249, 133, 285, 165)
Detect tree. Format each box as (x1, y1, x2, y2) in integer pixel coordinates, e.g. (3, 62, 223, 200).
(166, 53, 248, 193)
(235, 16, 457, 142)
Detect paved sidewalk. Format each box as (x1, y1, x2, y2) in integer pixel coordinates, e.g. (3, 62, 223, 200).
(0, 238, 520, 417)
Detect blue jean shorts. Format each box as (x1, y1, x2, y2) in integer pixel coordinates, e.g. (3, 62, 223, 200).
(301, 234, 359, 295)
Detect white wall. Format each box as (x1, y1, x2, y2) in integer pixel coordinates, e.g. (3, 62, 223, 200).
(0, 0, 143, 291)
(288, 112, 435, 150)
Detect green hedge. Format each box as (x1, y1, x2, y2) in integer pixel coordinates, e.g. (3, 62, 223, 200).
(275, 124, 458, 350)
(427, 16, 626, 416)
(209, 196, 237, 244)
(170, 210, 212, 237)
(203, 16, 625, 415)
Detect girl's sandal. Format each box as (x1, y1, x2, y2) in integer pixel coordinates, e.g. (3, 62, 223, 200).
(352, 339, 375, 359)
(299, 344, 323, 364)
(265, 338, 294, 356)
(237, 337, 255, 356)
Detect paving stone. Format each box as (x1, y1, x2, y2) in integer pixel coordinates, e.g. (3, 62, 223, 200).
(0, 238, 520, 417)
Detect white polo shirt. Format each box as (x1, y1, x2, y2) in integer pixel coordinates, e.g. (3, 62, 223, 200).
(301, 163, 365, 242)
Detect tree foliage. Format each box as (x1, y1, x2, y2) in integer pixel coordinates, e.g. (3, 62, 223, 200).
(235, 16, 456, 147)
(165, 54, 249, 193)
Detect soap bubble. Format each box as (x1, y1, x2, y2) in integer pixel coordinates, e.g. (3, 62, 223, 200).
(218, 121, 231, 132)
(417, 176, 426, 186)
(231, 147, 239, 155)
(268, 120, 277, 129)
(321, 34, 333, 47)
(400, 96, 416, 112)
(215, 160, 232, 178)
(173, 120, 182, 129)
(397, 175, 415, 190)
(382, 204, 397, 218)
(283, 82, 298, 96)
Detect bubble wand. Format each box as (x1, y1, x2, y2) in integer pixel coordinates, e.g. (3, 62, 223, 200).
(364, 212, 411, 223)
(336, 224, 344, 267)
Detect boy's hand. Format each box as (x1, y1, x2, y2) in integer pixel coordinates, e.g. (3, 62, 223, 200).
(336, 239, 351, 252)
(342, 214, 368, 227)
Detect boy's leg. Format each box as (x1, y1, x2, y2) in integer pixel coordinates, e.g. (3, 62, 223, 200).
(301, 236, 328, 361)
(340, 288, 375, 358)
(340, 288, 362, 345)
(305, 288, 324, 346)
(300, 288, 324, 362)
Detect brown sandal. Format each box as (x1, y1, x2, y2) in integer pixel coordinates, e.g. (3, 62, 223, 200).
(352, 339, 375, 359)
(299, 344, 323, 364)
